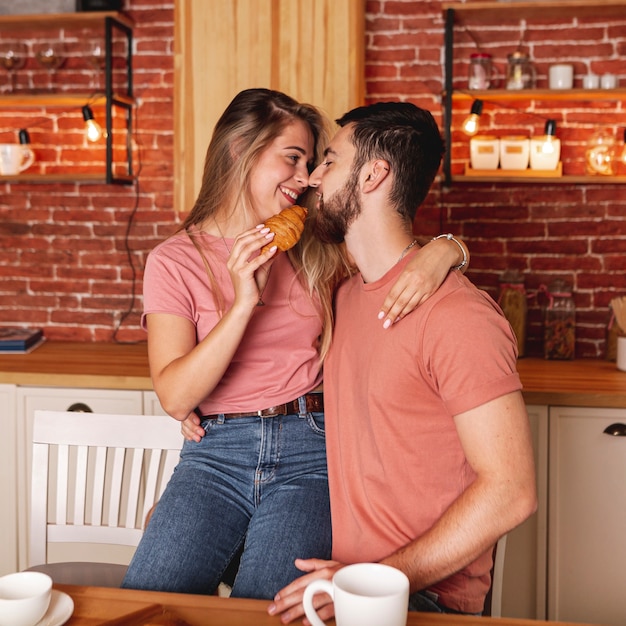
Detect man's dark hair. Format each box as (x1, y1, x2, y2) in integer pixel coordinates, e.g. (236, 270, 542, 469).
(336, 102, 445, 221)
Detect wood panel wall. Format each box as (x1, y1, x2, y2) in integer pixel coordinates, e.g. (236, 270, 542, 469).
(174, 0, 365, 216)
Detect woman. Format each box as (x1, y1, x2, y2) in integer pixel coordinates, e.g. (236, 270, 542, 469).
(122, 88, 467, 599)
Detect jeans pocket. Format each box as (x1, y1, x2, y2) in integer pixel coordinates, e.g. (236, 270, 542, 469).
(305, 411, 325, 436)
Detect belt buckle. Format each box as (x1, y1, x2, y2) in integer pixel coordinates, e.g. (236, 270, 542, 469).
(257, 409, 264, 417)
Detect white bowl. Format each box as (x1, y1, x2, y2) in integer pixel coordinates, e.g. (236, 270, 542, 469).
(0, 572, 52, 626)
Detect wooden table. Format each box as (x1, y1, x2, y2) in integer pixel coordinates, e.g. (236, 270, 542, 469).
(57, 584, 604, 626)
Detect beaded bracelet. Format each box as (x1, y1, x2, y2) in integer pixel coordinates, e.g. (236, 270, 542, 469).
(433, 233, 467, 270)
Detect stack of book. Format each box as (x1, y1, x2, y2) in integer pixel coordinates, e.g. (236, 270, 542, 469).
(0, 327, 45, 353)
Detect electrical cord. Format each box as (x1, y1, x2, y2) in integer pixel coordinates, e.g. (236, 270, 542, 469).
(112, 103, 143, 344)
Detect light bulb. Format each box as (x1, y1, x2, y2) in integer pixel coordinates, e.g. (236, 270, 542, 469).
(530, 120, 560, 171)
(18, 128, 31, 145)
(82, 105, 104, 142)
(462, 100, 483, 136)
(541, 119, 557, 154)
(541, 137, 556, 154)
(585, 130, 615, 176)
(85, 119, 103, 142)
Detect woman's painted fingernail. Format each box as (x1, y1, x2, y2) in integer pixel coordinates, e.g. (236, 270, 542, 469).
(383, 318, 392, 329)
(377, 311, 385, 319)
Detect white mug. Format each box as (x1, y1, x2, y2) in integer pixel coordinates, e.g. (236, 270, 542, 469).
(549, 64, 573, 89)
(617, 336, 626, 372)
(303, 563, 409, 626)
(0, 144, 35, 176)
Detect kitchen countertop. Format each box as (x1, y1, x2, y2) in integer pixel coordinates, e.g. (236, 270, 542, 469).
(0, 341, 152, 390)
(1, 341, 626, 408)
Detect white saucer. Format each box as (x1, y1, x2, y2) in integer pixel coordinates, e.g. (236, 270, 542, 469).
(35, 590, 74, 626)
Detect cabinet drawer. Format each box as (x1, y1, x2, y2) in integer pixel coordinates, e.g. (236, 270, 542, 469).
(548, 406, 626, 626)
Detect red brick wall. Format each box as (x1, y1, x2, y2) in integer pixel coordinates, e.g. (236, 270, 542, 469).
(366, 0, 626, 358)
(1, 0, 625, 358)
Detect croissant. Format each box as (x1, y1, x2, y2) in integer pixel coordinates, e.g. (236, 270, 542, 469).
(261, 205, 308, 253)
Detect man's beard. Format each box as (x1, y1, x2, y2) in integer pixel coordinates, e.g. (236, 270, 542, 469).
(313, 173, 362, 244)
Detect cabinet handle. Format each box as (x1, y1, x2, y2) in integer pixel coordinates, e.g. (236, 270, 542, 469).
(67, 402, 93, 413)
(603, 423, 626, 436)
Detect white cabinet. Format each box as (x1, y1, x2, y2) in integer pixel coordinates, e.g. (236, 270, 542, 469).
(501, 405, 548, 620)
(0, 384, 17, 575)
(548, 406, 626, 626)
(143, 390, 167, 416)
(15, 386, 144, 571)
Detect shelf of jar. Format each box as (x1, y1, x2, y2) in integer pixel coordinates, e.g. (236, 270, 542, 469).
(0, 94, 135, 107)
(0, 173, 135, 185)
(450, 89, 626, 102)
(464, 162, 562, 178)
(450, 174, 626, 185)
(442, 1, 626, 24)
(0, 11, 133, 30)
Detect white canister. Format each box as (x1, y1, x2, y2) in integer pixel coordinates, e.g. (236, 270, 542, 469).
(529, 136, 561, 170)
(549, 64, 574, 89)
(500, 136, 530, 170)
(601, 73, 617, 89)
(470, 135, 500, 170)
(582, 73, 600, 89)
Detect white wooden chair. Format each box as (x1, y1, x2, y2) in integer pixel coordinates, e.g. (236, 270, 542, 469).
(26, 409, 183, 587)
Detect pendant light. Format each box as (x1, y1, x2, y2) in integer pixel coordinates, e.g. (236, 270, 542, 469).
(462, 100, 483, 136)
(82, 105, 103, 142)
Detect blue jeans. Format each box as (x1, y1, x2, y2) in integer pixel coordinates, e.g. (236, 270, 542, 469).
(409, 591, 480, 615)
(122, 408, 331, 599)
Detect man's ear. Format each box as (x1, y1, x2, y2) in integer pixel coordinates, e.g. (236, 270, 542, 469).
(362, 159, 390, 193)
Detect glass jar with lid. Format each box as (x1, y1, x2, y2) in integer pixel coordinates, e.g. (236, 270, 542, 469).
(498, 270, 528, 357)
(506, 51, 536, 90)
(543, 279, 575, 360)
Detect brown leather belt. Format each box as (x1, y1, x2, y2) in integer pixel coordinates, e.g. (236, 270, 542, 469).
(204, 393, 323, 419)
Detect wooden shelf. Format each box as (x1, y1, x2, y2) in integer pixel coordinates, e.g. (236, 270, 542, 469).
(0, 11, 133, 30)
(450, 174, 626, 184)
(451, 89, 626, 102)
(0, 94, 134, 107)
(0, 173, 135, 185)
(442, 0, 626, 24)
(0, 11, 134, 185)
(442, 0, 626, 186)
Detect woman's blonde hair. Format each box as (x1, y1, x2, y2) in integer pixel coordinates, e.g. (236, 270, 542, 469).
(181, 88, 352, 361)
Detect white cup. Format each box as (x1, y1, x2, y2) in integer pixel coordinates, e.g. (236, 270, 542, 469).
(0, 572, 52, 626)
(601, 73, 617, 89)
(470, 135, 500, 170)
(617, 337, 626, 371)
(549, 64, 574, 89)
(303, 563, 409, 626)
(582, 73, 600, 89)
(0, 144, 35, 176)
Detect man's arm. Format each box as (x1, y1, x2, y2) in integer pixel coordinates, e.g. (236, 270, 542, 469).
(379, 390, 537, 591)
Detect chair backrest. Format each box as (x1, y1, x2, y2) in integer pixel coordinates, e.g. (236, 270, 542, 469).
(29, 410, 183, 568)
(483, 533, 507, 617)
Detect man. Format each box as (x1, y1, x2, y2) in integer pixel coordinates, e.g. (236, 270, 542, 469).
(268, 102, 537, 623)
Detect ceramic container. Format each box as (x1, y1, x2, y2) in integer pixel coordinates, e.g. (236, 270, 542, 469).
(529, 136, 561, 170)
(470, 135, 500, 170)
(500, 136, 530, 170)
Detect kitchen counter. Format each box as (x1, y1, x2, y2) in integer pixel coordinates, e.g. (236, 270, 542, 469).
(0, 341, 151, 390)
(516, 357, 626, 408)
(1, 341, 626, 407)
